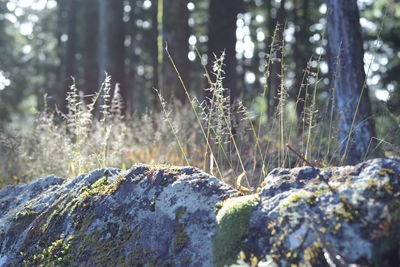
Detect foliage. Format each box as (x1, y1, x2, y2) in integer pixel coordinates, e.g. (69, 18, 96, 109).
(0, 0, 399, 188)
(1, 48, 399, 188)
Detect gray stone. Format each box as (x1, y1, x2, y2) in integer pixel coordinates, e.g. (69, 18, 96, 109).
(0, 158, 399, 266)
(247, 158, 400, 266)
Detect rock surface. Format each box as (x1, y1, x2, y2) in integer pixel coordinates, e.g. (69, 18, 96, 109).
(0, 159, 399, 266)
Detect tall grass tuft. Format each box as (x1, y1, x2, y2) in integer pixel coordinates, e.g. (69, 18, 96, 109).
(0, 25, 398, 189)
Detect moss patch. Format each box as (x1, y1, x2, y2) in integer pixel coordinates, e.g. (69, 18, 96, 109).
(303, 241, 324, 266)
(21, 235, 74, 267)
(24, 227, 155, 266)
(79, 175, 123, 201)
(377, 168, 395, 177)
(213, 194, 259, 267)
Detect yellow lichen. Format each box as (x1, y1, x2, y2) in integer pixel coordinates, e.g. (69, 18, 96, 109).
(303, 242, 323, 266)
(377, 168, 395, 177)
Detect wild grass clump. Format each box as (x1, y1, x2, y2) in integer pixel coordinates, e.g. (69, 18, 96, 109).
(0, 74, 202, 186)
(1, 26, 399, 189)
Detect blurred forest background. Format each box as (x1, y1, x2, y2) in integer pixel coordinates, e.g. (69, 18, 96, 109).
(0, 0, 399, 187)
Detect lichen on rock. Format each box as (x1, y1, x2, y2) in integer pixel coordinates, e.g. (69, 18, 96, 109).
(0, 158, 399, 266)
(245, 158, 400, 266)
(0, 165, 237, 266)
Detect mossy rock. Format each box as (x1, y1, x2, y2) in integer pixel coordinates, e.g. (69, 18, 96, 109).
(213, 194, 259, 267)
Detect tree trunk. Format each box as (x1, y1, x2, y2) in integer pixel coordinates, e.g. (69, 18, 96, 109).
(60, 0, 77, 113)
(98, 0, 109, 85)
(207, 0, 241, 102)
(326, 0, 377, 164)
(126, 0, 140, 114)
(65, 0, 77, 78)
(83, 0, 98, 96)
(159, 0, 190, 103)
(54, 0, 66, 112)
(108, 0, 127, 111)
(293, 0, 309, 132)
(151, 0, 160, 109)
(98, 0, 127, 112)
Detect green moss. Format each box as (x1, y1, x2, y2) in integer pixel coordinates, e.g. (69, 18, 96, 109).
(22, 235, 74, 267)
(131, 171, 150, 182)
(313, 187, 334, 196)
(332, 208, 356, 222)
(303, 241, 323, 266)
(383, 183, 394, 195)
(59, 227, 154, 266)
(377, 168, 395, 177)
(43, 174, 125, 230)
(367, 177, 395, 197)
(64, 199, 79, 216)
(92, 176, 108, 188)
(213, 194, 259, 267)
(79, 176, 121, 201)
(249, 254, 259, 266)
(331, 195, 360, 222)
(367, 178, 380, 191)
(287, 194, 303, 204)
(19, 168, 203, 266)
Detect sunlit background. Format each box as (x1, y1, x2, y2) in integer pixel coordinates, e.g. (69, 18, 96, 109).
(0, 0, 399, 130)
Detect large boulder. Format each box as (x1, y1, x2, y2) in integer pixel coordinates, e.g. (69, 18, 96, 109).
(0, 159, 399, 267)
(0, 165, 238, 267)
(245, 158, 400, 267)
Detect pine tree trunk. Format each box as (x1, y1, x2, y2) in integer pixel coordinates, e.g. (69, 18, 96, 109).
(158, 0, 190, 103)
(98, 0, 126, 112)
(83, 0, 98, 96)
(65, 0, 77, 79)
(54, 0, 66, 112)
(207, 0, 241, 102)
(108, 0, 126, 111)
(326, 0, 377, 164)
(98, 0, 109, 85)
(59, 0, 77, 113)
(151, 0, 160, 109)
(293, 0, 309, 132)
